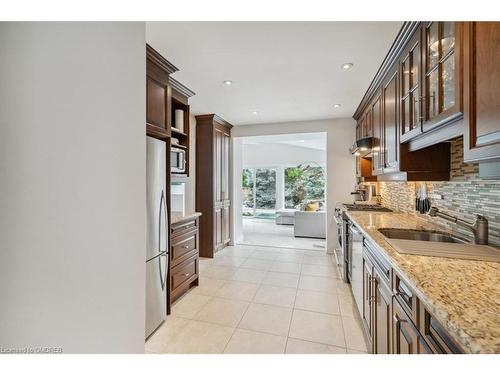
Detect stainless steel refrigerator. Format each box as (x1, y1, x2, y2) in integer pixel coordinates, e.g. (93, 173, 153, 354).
(145, 136, 169, 338)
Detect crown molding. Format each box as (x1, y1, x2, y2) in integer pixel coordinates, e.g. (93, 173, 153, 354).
(146, 44, 178, 75)
(195, 114, 233, 128)
(352, 21, 421, 120)
(169, 76, 196, 98)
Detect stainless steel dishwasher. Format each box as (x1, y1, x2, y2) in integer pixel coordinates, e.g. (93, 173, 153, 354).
(348, 223, 364, 316)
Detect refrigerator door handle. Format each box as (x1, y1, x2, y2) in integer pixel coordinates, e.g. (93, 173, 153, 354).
(163, 189, 168, 254)
(162, 189, 169, 290)
(158, 190, 165, 254)
(158, 254, 166, 291)
(158, 191, 165, 290)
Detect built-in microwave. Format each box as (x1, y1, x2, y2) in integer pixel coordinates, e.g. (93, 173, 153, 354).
(171, 147, 186, 173)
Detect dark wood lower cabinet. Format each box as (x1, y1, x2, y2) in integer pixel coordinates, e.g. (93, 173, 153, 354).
(357, 236, 464, 354)
(373, 268, 392, 354)
(392, 297, 421, 354)
(169, 217, 200, 308)
(419, 304, 464, 353)
(362, 255, 373, 342)
(363, 249, 392, 354)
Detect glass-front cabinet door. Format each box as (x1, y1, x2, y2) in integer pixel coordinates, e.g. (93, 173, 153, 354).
(422, 22, 462, 131)
(400, 27, 422, 142)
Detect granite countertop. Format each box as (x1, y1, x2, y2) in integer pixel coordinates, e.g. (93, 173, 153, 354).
(171, 212, 202, 225)
(344, 210, 500, 354)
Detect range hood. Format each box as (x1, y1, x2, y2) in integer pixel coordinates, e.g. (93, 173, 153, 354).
(349, 137, 374, 155)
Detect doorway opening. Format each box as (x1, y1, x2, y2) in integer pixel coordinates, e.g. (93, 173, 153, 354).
(237, 132, 327, 251)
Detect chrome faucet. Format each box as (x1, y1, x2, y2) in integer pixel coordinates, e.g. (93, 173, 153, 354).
(428, 207, 489, 245)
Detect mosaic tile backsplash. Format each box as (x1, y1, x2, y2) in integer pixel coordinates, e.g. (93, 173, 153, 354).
(378, 137, 500, 247)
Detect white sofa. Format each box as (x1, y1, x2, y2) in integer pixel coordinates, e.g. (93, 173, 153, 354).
(293, 211, 326, 239)
(275, 209, 296, 225)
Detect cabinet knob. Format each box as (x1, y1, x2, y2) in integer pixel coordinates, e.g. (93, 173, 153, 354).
(182, 245, 190, 249)
(184, 273, 190, 277)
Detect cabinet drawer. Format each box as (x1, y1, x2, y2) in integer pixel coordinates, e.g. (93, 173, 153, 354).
(171, 219, 197, 238)
(419, 305, 463, 354)
(171, 233, 197, 263)
(171, 255, 198, 291)
(392, 272, 418, 323)
(364, 240, 391, 286)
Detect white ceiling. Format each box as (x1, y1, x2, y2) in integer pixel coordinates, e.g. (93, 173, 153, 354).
(146, 22, 402, 126)
(242, 132, 326, 151)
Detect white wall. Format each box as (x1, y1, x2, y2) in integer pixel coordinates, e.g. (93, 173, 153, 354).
(0, 22, 146, 353)
(232, 118, 356, 253)
(242, 143, 326, 168)
(231, 138, 244, 244)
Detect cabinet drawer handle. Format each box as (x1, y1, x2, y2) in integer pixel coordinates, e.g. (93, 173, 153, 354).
(393, 315, 406, 324)
(182, 245, 190, 249)
(183, 273, 190, 277)
(393, 287, 411, 302)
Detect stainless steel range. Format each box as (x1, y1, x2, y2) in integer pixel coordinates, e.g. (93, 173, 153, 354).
(333, 203, 392, 283)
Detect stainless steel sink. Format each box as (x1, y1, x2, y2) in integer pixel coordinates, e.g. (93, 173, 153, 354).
(378, 228, 468, 244)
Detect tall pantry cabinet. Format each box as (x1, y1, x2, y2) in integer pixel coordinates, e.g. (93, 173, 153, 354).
(195, 114, 233, 258)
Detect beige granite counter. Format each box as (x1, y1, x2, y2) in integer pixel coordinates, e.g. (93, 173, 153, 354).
(345, 210, 500, 354)
(171, 212, 201, 225)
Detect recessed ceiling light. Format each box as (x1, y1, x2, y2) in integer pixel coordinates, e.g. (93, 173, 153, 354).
(341, 62, 354, 70)
(252, 111, 258, 115)
(333, 104, 341, 109)
(223, 80, 233, 86)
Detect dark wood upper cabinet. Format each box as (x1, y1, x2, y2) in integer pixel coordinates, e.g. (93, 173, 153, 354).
(382, 67, 400, 173)
(169, 77, 195, 177)
(146, 44, 178, 139)
(371, 92, 384, 175)
(400, 27, 423, 142)
(421, 22, 463, 133)
(462, 22, 500, 163)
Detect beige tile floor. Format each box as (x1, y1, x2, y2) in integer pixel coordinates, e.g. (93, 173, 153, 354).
(146, 244, 370, 354)
(241, 219, 326, 251)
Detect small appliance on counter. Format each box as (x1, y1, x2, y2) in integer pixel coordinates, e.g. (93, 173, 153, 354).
(350, 182, 378, 202)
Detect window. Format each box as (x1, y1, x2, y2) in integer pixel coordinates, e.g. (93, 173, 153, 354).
(242, 168, 277, 218)
(242, 168, 254, 216)
(255, 168, 276, 211)
(284, 165, 325, 209)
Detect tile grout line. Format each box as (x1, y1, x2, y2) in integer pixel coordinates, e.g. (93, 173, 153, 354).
(284, 279, 300, 354)
(192, 245, 346, 353)
(220, 290, 254, 354)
